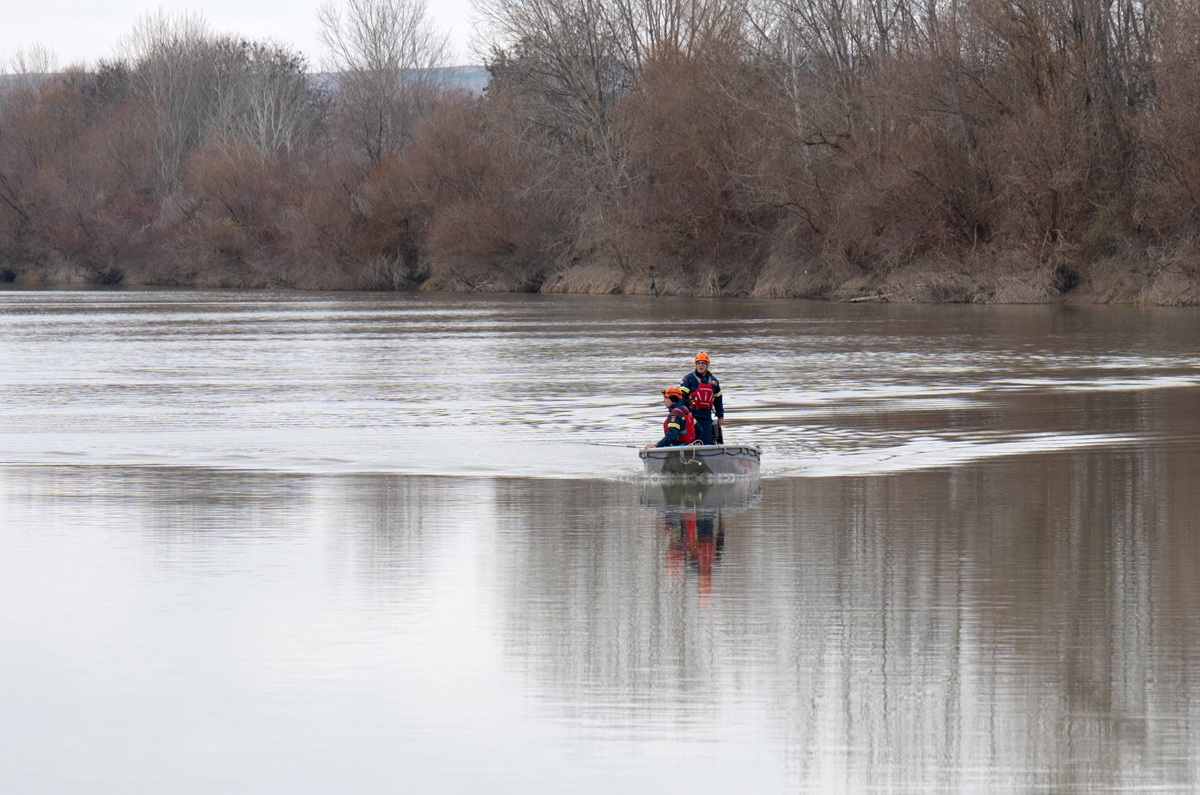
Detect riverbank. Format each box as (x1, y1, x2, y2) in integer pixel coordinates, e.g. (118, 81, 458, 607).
(8, 246, 1199, 305)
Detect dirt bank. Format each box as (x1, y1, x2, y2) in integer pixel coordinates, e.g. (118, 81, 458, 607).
(532, 247, 1200, 305)
(8, 248, 1200, 305)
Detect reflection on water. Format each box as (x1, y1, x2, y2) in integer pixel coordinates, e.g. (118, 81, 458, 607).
(482, 447, 1200, 792)
(662, 508, 725, 604)
(5, 293, 1200, 792)
(645, 479, 759, 605)
(4, 443, 1200, 791)
(642, 476, 763, 512)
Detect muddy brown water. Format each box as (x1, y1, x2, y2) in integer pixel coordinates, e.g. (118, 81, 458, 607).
(3, 290, 1200, 792)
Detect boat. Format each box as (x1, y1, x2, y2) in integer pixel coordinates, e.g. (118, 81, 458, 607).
(638, 443, 761, 477)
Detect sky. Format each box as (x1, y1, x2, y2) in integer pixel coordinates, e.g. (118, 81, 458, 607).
(0, 0, 481, 71)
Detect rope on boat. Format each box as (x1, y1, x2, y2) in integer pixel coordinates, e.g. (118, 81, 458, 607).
(668, 445, 760, 461)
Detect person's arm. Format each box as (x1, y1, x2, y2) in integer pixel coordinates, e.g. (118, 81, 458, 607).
(656, 409, 685, 447)
(681, 374, 700, 408)
(713, 377, 724, 423)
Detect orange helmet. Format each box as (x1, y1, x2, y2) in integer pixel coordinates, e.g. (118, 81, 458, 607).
(662, 386, 683, 400)
(695, 351, 710, 363)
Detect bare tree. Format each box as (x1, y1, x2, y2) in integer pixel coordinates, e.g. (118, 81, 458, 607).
(5, 44, 58, 80)
(478, 0, 745, 159)
(481, 0, 627, 147)
(476, 0, 750, 280)
(119, 11, 323, 185)
(747, 0, 925, 98)
(1, 44, 59, 106)
(317, 0, 452, 163)
(610, 0, 747, 67)
(121, 11, 220, 185)
(211, 40, 324, 157)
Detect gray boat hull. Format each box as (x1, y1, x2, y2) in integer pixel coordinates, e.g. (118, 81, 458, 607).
(638, 444, 761, 477)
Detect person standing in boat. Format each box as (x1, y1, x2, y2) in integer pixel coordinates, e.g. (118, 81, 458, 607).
(645, 386, 697, 449)
(680, 351, 723, 445)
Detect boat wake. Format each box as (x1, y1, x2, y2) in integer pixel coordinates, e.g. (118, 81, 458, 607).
(0, 428, 1142, 481)
(772, 431, 1139, 478)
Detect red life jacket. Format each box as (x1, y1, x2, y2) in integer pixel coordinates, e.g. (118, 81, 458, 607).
(690, 379, 715, 410)
(664, 407, 697, 444)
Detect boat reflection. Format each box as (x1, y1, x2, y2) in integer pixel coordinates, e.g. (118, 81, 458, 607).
(640, 477, 763, 512)
(643, 478, 761, 604)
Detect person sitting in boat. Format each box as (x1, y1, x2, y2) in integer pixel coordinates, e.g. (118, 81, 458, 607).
(680, 351, 723, 445)
(645, 386, 697, 449)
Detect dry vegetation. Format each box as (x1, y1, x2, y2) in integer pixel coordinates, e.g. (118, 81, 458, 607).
(4, 0, 1200, 302)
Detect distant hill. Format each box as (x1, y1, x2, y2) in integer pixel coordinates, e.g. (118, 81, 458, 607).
(1, 65, 491, 97)
(309, 65, 490, 95)
(0, 73, 49, 92)
(437, 65, 489, 94)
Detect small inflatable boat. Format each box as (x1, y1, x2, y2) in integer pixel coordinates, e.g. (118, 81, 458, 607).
(639, 444, 761, 477)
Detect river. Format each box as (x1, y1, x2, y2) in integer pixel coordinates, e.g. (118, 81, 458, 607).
(2, 290, 1199, 792)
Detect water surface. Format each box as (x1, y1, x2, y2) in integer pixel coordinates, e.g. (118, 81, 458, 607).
(3, 291, 1200, 792)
